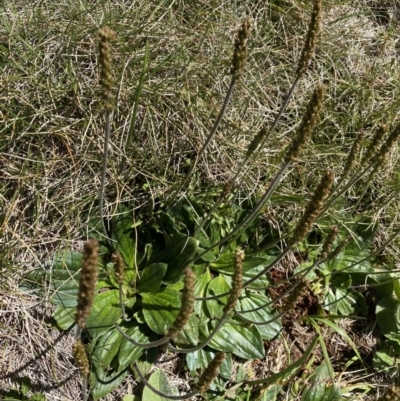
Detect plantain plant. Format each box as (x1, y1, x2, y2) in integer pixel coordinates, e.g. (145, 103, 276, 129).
(26, 1, 400, 400)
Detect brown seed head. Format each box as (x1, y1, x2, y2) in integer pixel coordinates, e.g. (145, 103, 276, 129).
(246, 125, 268, 158)
(377, 386, 400, 401)
(231, 17, 252, 79)
(76, 239, 99, 329)
(295, 0, 322, 79)
(341, 133, 365, 181)
(328, 236, 351, 260)
(223, 248, 244, 313)
(285, 85, 325, 162)
(320, 226, 338, 259)
(112, 252, 125, 284)
(72, 340, 90, 378)
(361, 124, 387, 166)
(167, 268, 195, 338)
(290, 170, 334, 245)
(196, 352, 226, 394)
(369, 122, 400, 175)
(98, 27, 115, 112)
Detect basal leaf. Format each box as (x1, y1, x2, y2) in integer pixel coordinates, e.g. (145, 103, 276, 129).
(195, 269, 212, 318)
(111, 204, 136, 270)
(52, 305, 75, 330)
(142, 288, 181, 335)
(208, 321, 264, 359)
(86, 290, 121, 338)
(376, 296, 400, 335)
(158, 233, 198, 284)
(118, 324, 155, 369)
(238, 292, 281, 340)
(206, 275, 230, 319)
(50, 251, 82, 307)
(186, 348, 232, 380)
(211, 252, 270, 290)
(142, 369, 178, 401)
(90, 329, 128, 400)
(136, 263, 167, 293)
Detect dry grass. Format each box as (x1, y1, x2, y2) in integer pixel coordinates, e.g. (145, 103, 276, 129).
(1, 0, 400, 399)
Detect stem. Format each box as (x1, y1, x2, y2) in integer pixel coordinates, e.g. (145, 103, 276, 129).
(115, 323, 171, 348)
(167, 75, 237, 209)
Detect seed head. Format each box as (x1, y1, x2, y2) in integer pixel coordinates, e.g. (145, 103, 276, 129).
(369, 122, 400, 176)
(285, 85, 325, 162)
(196, 352, 226, 394)
(246, 126, 268, 158)
(328, 236, 351, 260)
(167, 268, 195, 338)
(341, 133, 364, 181)
(231, 17, 252, 79)
(290, 170, 334, 245)
(112, 252, 125, 284)
(98, 27, 115, 112)
(223, 248, 244, 313)
(377, 386, 400, 401)
(76, 240, 99, 329)
(361, 124, 387, 166)
(72, 340, 90, 378)
(320, 226, 338, 259)
(295, 0, 322, 79)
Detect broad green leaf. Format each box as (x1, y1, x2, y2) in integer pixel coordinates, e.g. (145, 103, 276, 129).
(260, 385, 282, 401)
(206, 275, 230, 319)
(136, 263, 167, 293)
(91, 365, 127, 400)
(208, 322, 264, 359)
(111, 204, 136, 269)
(186, 348, 232, 380)
(376, 296, 400, 335)
(238, 292, 281, 340)
(86, 290, 121, 338)
(211, 252, 270, 290)
(90, 329, 128, 400)
(157, 233, 198, 284)
(142, 288, 194, 336)
(50, 251, 82, 307)
(52, 305, 75, 330)
(194, 269, 212, 318)
(118, 324, 154, 369)
(372, 345, 398, 373)
(173, 313, 199, 345)
(20, 376, 31, 396)
(142, 369, 178, 401)
(302, 363, 341, 401)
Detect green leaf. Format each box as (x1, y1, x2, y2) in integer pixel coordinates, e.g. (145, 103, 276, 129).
(52, 305, 75, 330)
(86, 290, 121, 338)
(238, 292, 281, 340)
(118, 324, 154, 369)
(136, 263, 167, 293)
(142, 369, 178, 401)
(90, 329, 128, 400)
(157, 233, 198, 284)
(302, 363, 342, 401)
(111, 204, 136, 269)
(194, 269, 212, 318)
(142, 288, 198, 339)
(376, 296, 400, 335)
(206, 275, 230, 319)
(50, 251, 82, 307)
(372, 345, 399, 373)
(186, 348, 232, 380)
(211, 252, 271, 290)
(20, 376, 31, 396)
(208, 321, 264, 359)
